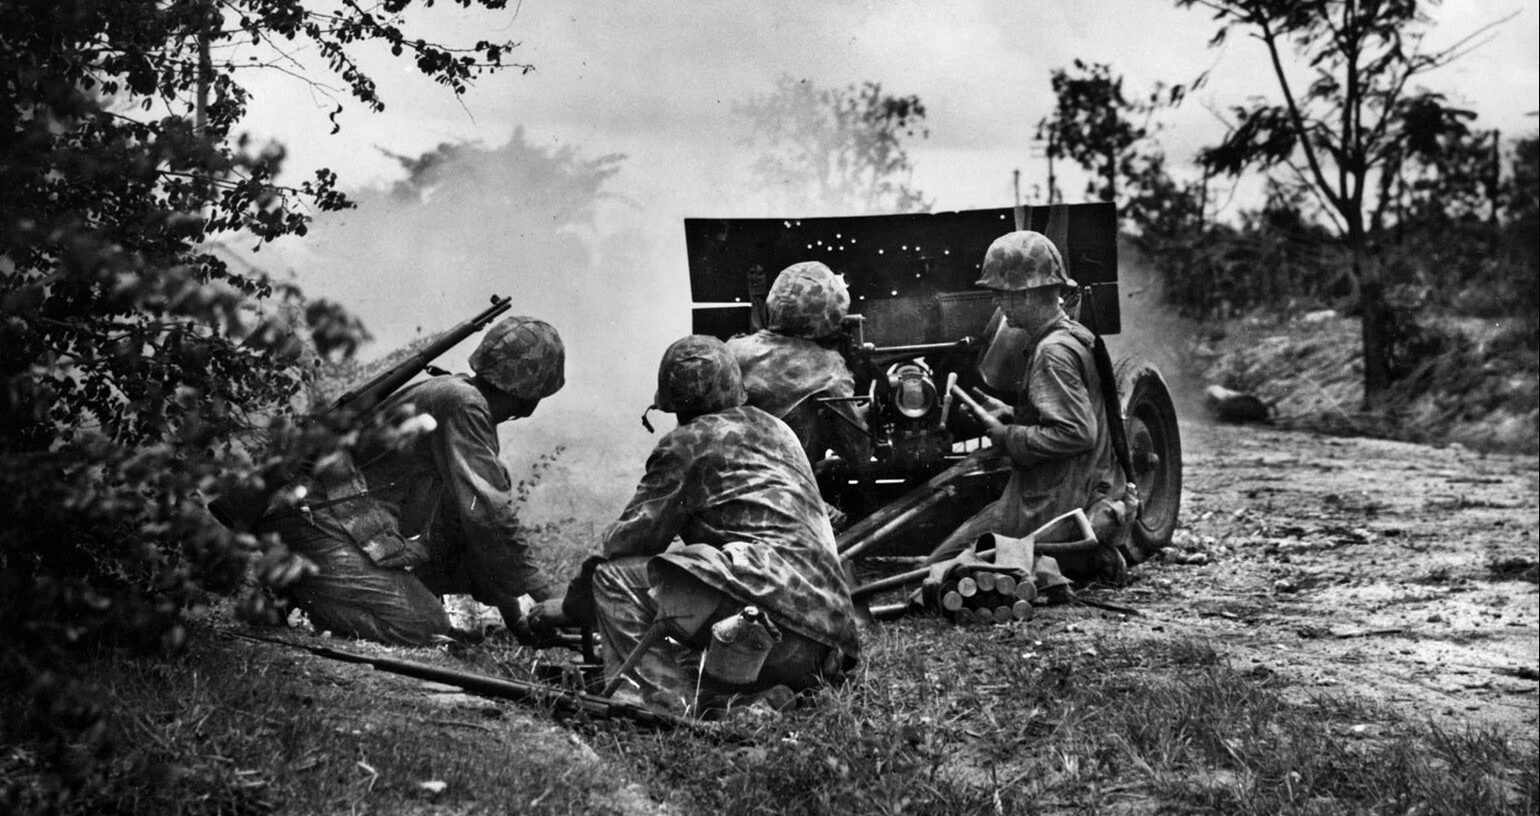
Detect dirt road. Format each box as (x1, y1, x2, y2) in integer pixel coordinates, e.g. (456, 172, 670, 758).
(1073, 419, 1540, 733)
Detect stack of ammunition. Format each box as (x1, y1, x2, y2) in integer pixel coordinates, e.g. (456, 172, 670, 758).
(934, 565, 1035, 625)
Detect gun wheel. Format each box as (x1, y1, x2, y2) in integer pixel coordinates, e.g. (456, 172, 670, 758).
(1114, 356, 1182, 563)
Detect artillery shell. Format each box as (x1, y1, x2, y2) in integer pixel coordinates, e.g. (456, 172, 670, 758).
(953, 610, 972, 626)
(974, 571, 997, 593)
(972, 607, 994, 625)
(941, 590, 964, 612)
(995, 575, 1017, 597)
(957, 577, 978, 597)
(1012, 600, 1034, 621)
(992, 605, 1013, 624)
(1015, 580, 1038, 603)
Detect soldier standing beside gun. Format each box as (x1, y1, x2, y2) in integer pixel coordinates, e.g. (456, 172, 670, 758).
(261, 315, 566, 646)
(930, 231, 1133, 587)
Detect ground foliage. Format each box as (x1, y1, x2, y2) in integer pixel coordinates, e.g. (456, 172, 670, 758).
(614, 623, 1537, 815)
(6, 618, 1532, 815)
(0, 0, 528, 805)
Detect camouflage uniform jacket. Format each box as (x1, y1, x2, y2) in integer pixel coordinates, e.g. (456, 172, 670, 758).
(600, 404, 861, 660)
(726, 330, 870, 464)
(305, 375, 545, 609)
(993, 316, 1124, 536)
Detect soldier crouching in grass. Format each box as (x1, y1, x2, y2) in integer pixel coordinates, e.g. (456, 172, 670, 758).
(929, 231, 1135, 591)
(260, 316, 566, 646)
(531, 335, 860, 716)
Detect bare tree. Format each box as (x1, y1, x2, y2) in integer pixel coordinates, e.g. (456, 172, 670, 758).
(1179, 0, 1507, 405)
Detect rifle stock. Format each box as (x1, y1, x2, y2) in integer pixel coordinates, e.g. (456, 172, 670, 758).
(208, 295, 513, 530)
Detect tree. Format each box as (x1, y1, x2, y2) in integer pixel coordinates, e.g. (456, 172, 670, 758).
(1040, 61, 1146, 205)
(1038, 61, 1207, 234)
(737, 77, 931, 215)
(1177, 0, 1502, 405)
(1504, 133, 1540, 280)
(0, 0, 524, 796)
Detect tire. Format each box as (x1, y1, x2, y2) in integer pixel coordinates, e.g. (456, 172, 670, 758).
(1113, 356, 1182, 563)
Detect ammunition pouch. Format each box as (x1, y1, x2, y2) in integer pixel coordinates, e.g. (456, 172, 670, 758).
(277, 463, 428, 572)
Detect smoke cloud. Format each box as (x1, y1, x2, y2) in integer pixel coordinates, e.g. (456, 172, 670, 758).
(262, 128, 698, 526)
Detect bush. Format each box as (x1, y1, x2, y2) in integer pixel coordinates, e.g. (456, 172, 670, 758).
(0, 0, 524, 803)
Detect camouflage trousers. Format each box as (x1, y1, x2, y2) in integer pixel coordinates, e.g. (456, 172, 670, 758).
(265, 517, 450, 645)
(591, 556, 833, 710)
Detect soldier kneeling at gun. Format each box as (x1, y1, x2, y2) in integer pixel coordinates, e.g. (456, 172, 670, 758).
(929, 230, 1137, 591)
(531, 335, 860, 715)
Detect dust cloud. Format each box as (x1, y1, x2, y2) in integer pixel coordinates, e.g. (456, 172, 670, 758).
(1102, 241, 1207, 421)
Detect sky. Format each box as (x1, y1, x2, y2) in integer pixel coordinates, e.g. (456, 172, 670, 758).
(241, 0, 1539, 211)
(227, 0, 1539, 515)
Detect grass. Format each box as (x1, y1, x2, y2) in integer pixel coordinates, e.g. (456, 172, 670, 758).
(3, 610, 1535, 815)
(1, 630, 641, 815)
(604, 617, 1537, 815)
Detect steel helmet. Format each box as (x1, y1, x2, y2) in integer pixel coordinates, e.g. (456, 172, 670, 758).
(654, 335, 746, 415)
(765, 261, 850, 340)
(975, 230, 1075, 291)
(469, 315, 566, 400)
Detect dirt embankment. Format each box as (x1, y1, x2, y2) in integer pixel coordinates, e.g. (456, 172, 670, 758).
(1185, 310, 1539, 455)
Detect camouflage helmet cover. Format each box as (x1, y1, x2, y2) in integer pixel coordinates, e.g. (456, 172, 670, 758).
(654, 335, 747, 415)
(469, 315, 566, 400)
(975, 230, 1075, 291)
(765, 261, 850, 340)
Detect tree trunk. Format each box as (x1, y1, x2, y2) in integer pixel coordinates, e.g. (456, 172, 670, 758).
(1359, 277, 1394, 409)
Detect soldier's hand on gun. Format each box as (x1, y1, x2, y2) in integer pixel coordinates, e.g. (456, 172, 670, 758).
(949, 384, 1013, 450)
(970, 388, 1013, 423)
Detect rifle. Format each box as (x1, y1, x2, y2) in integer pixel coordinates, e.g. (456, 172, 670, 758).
(222, 630, 698, 730)
(328, 295, 512, 418)
(208, 295, 513, 530)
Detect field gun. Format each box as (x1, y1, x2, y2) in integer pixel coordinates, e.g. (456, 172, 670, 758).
(684, 203, 1182, 568)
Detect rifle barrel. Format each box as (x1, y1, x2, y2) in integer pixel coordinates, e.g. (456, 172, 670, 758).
(333, 295, 512, 413)
(225, 631, 693, 730)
